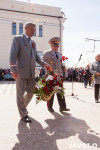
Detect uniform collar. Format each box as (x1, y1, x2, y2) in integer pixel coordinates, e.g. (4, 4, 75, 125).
(52, 50, 58, 54)
(24, 34, 30, 39)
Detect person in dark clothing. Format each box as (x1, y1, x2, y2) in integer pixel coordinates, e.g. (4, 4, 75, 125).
(40, 67, 46, 78)
(83, 70, 89, 88)
(0, 69, 2, 81)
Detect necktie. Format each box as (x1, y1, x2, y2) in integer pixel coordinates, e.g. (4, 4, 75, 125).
(28, 37, 31, 41)
(28, 37, 32, 47)
(55, 52, 58, 59)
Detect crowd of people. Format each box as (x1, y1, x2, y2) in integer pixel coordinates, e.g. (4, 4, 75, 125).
(0, 68, 11, 81)
(64, 65, 93, 87)
(35, 65, 94, 88)
(0, 65, 95, 88)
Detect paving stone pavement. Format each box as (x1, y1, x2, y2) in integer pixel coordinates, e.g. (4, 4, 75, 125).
(0, 81, 100, 150)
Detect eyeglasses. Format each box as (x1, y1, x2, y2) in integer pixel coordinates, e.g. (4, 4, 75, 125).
(52, 45, 59, 47)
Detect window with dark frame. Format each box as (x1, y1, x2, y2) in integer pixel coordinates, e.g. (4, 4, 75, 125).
(12, 23, 16, 35)
(19, 23, 23, 35)
(34, 26, 36, 36)
(39, 25, 42, 37)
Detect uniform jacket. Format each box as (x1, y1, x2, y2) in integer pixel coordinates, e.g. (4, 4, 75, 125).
(10, 34, 46, 78)
(42, 49, 64, 76)
(90, 61, 100, 84)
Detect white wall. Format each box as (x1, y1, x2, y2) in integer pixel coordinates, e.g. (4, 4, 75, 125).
(0, 0, 65, 68)
(0, 21, 11, 68)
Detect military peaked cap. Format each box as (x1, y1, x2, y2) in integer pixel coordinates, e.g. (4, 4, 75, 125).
(49, 37, 60, 46)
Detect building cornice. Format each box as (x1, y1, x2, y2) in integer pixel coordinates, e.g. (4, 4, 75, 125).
(0, 8, 66, 19)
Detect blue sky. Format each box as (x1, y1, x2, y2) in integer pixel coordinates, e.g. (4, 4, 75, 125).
(19, 0, 100, 66)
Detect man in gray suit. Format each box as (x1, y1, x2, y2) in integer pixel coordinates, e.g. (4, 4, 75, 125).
(42, 37, 70, 112)
(10, 23, 50, 123)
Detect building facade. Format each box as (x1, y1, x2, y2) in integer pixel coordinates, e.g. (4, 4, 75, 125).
(0, 0, 66, 68)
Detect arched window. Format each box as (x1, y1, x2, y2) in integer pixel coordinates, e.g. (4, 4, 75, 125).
(19, 23, 23, 35)
(39, 25, 42, 37)
(34, 26, 36, 36)
(12, 23, 16, 35)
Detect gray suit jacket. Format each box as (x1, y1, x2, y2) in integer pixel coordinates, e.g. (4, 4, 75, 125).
(42, 49, 64, 76)
(10, 34, 46, 78)
(90, 61, 100, 84)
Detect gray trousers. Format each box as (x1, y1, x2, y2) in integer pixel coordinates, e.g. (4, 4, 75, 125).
(16, 78, 36, 118)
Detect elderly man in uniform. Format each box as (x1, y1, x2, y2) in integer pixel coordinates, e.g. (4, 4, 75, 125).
(10, 23, 50, 123)
(42, 37, 70, 112)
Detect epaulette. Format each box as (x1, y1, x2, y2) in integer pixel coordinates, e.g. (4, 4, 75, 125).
(44, 49, 50, 52)
(59, 52, 62, 55)
(43, 50, 51, 54)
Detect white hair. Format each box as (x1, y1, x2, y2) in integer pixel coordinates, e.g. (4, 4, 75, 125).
(25, 22, 35, 28)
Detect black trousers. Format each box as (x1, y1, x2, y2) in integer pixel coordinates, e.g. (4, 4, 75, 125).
(94, 84, 100, 101)
(47, 93, 66, 109)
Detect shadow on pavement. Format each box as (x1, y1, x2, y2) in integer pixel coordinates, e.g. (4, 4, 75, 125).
(12, 112, 100, 150)
(45, 112, 100, 149)
(12, 117, 58, 150)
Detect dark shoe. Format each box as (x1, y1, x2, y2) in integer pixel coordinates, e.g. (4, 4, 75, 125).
(95, 100, 98, 103)
(26, 110, 28, 114)
(60, 108, 70, 112)
(48, 108, 54, 112)
(21, 115, 32, 123)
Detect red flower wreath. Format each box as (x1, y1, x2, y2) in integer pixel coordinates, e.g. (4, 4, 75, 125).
(62, 56, 68, 61)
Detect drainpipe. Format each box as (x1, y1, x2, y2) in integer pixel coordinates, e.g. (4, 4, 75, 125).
(58, 17, 62, 53)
